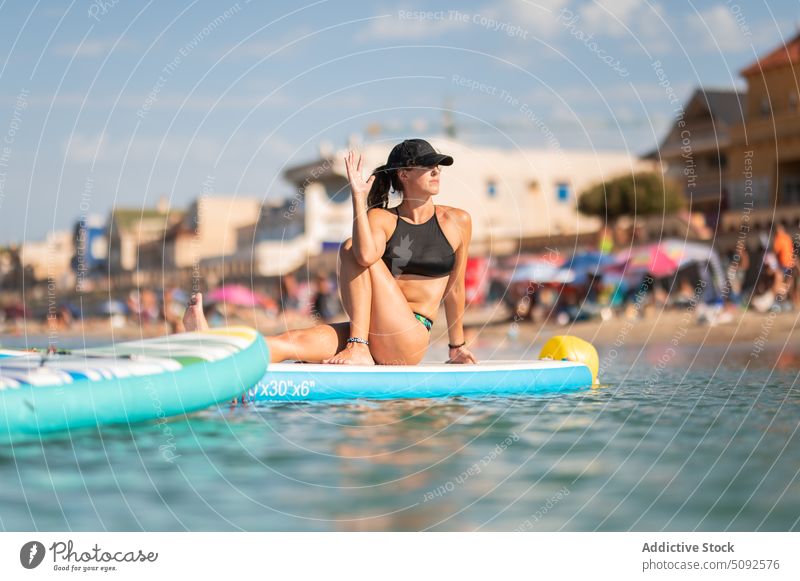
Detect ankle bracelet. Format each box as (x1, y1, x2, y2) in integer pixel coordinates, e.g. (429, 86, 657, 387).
(346, 337, 369, 346)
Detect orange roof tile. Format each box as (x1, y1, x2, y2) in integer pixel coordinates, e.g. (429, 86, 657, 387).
(741, 32, 800, 76)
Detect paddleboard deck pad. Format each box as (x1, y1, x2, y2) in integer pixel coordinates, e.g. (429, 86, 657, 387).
(0, 327, 268, 437)
(248, 360, 592, 402)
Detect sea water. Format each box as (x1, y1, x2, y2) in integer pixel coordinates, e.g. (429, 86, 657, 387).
(1, 339, 798, 531)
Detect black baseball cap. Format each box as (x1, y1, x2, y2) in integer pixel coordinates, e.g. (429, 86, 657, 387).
(387, 139, 454, 169)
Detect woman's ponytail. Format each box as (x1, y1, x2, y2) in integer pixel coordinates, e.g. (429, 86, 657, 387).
(367, 164, 400, 209)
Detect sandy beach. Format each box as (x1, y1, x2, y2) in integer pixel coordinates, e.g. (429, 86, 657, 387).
(4, 305, 798, 364)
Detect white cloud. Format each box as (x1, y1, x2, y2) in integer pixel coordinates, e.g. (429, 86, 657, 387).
(64, 133, 223, 164)
(55, 38, 133, 59)
(221, 27, 315, 59)
(356, 12, 468, 42)
(687, 5, 752, 52)
(504, 0, 570, 38)
(578, 0, 639, 37)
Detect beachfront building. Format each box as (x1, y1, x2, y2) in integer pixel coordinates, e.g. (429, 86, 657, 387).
(131, 195, 260, 288)
(725, 32, 800, 232)
(19, 230, 75, 288)
(204, 199, 308, 279)
(656, 89, 745, 228)
(0, 246, 23, 290)
(281, 139, 652, 260)
(71, 214, 108, 290)
(107, 202, 184, 273)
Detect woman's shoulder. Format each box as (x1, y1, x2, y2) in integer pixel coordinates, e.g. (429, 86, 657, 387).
(436, 205, 471, 227)
(367, 206, 396, 220)
(366, 206, 398, 233)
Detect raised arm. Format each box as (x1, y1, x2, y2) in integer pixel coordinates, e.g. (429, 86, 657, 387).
(346, 151, 388, 266)
(443, 209, 477, 364)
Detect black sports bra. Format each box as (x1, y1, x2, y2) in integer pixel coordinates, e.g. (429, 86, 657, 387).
(381, 206, 456, 278)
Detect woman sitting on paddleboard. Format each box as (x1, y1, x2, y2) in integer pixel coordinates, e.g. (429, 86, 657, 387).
(184, 138, 477, 366)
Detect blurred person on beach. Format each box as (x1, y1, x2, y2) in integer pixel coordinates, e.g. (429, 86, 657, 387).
(772, 223, 795, 311)
(183, 139, 477, 365)
(162, 288, 186, 333)
(279, 272, 301, 315)
(597, 225, 614, 255)
(311, 272, 340, 323)
(126, 290, 142, 325)
(725, 239, 750, 306)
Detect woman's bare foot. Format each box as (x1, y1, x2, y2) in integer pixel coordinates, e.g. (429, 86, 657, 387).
(322, 341, 375, 365)
(182, 293, 209, 332)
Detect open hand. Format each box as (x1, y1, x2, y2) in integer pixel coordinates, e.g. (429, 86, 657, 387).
(344, 150, 375, 200)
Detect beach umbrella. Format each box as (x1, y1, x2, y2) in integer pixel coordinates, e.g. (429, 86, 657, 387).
(610, 240, 726, 293)
(613, 244, 681, 277)
(510, 261, 575, 284)
(561, 251, 616, 284)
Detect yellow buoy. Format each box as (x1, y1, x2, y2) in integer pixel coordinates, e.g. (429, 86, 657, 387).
(539, 335, 599, 384)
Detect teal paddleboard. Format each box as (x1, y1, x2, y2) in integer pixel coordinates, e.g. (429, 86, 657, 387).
(0, 327, 268, 437)
(248, 359, 592, 402)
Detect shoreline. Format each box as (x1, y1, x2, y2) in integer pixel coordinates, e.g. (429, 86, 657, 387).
(2, 306, 798, 355)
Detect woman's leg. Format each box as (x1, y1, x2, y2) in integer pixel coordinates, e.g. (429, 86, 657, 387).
(183, 238, 429, 364)
(267, 247, 431, 364)
(322, 238, 375, 364)
(266, 322, 349, 363)
(363, 257, 431, 366)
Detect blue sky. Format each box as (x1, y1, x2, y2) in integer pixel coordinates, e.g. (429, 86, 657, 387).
(0, 0, 797, 244)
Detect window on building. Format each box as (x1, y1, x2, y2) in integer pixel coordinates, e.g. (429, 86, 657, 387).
(760, 97, 771, 117)
(487, 180, 497, 198)
(709, 153, 728, 170)
(784, 177, 800, 205)
(556, 182, 570, 202)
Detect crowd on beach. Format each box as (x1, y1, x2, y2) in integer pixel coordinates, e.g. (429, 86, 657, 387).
(0, 223, 798, 337)
(497, 223, 799, 328)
